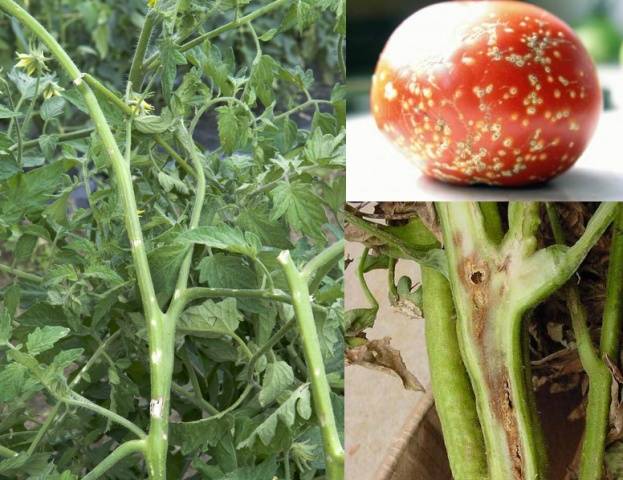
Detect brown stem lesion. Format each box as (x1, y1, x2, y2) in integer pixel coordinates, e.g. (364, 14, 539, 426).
(439, 202, 547, 479)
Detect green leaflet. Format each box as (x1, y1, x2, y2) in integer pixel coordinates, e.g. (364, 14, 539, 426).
(270, 181, 328, 243)
(170, 415, 234, 456)
(259, 360, 294, 406)
(237, 384, 312, 449)
(26, 326, 70, 356)
(179, 225, 261, 259)
(0, 104, 22, 118)
(178, 298, 243, 338)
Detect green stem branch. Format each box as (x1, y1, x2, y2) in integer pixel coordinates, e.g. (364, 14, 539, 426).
(357, 248, 378, 311)
(0, 444, 17, 458)
(128, 10, 158, 89)
(421, 266, 487, 479)
(576, 205, 623, 480)
(246, 318, 296, 383)
(172, 382, 219, 416)
(302, 239, 344, 282)
(82, 439, 146, 480)
(0, 263, 42, 283)
(8, 126, 93, 152)
(142, 0, 289, 72)
(0, 4, 167, 479)
(599, 206, 623, 359)
(479, 202, 503, 245)
(167, 125, 206, 315)
(518, 202, 617, 308)
(66, 392, 147, 439)
(27, 332, 121, 456)
(278, 250, 344, 480)
(178, 286, 326, 314)
(303, 239, 344, 293)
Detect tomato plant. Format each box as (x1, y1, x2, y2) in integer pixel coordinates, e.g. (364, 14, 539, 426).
(0, 0, 345, 478)
(371, 1, 601, 186)
(346, 202, 623, 480)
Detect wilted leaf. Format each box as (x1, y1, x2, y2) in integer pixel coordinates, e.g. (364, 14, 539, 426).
(346, 337, 423, 391)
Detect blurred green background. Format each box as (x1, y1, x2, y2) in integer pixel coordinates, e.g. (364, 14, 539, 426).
(347, 0, 623, 113)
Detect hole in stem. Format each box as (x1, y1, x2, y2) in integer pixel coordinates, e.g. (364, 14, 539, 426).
(470, 271, 483, 284)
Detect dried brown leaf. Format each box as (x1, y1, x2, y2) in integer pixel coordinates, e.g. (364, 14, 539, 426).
(373, 202, 442, 242)
(345, 336, 423, 392)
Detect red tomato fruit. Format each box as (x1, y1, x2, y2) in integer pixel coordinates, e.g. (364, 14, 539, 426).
(371, 1, 601, 186)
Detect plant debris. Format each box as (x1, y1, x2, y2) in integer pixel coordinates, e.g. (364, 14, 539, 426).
(345, 337, 423, 391)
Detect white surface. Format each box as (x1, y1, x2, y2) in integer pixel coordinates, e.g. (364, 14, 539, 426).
(347, 68, 623, 201)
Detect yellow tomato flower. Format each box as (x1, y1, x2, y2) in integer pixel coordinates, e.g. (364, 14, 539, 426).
(15, 47, 50, 76)
(42, 81, 65, 99)
(129, 93, 155, 115)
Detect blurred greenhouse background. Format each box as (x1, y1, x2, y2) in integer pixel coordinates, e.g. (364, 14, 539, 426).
(347, 0, 623, 113)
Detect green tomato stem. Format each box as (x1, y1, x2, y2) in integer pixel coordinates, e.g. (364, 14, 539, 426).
(599, 206, 623, 360)
(169, 125, 206, 300)
(561, 204, 623, 480)
(247, 318, 296, 383)
(7, 95, 24, 138)
(0, 444, 17, 458)
(82, 439, 146, 480)
(171, 382, 219, 415)
(175, 286, 326, 317)
(546, 204, 600, 372)
(8, 126, 94, 152)
(0, 263, 42, 283)
(145, 312, 175, 480)
(421, 266, 488, 479)
(302, 238, 344, 283)
(479, 202, 503, 245)
(357, 248, 379, 311)
(0, 4, 169, 479)
(128, 10, 158, 89)
(65, 392, 147, 439)
(142, 0, 290, 72)
(278, 250, 344, 480)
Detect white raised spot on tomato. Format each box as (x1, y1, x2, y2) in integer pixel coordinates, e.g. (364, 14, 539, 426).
(384, 82, 397, 101)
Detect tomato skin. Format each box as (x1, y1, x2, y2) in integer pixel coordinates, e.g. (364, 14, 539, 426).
(371, 1, 601, 186)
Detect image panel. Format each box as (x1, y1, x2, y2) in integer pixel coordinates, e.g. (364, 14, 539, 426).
(345, 201, 623, 479)
(347, 1, 623, 200)
(0, 1, 345, 478)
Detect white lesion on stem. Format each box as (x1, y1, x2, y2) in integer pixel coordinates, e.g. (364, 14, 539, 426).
(150, 397, 164, 418)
